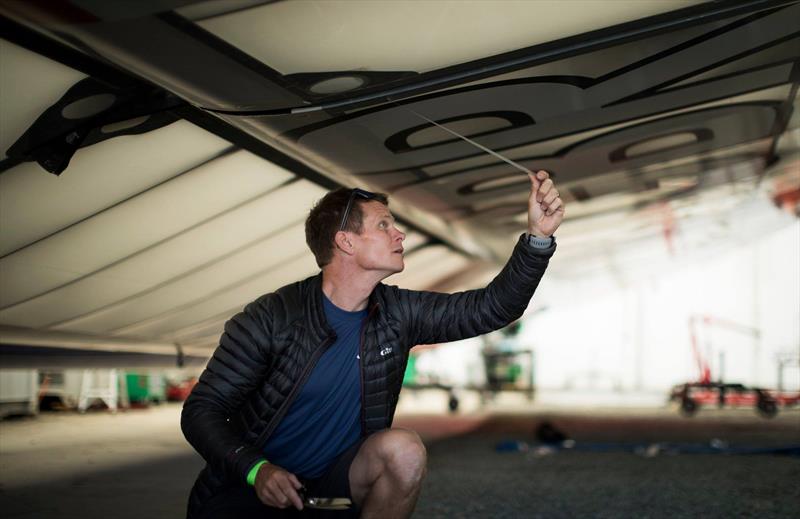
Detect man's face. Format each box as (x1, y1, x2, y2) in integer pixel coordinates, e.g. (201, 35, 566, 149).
(350, 200, 406, 277)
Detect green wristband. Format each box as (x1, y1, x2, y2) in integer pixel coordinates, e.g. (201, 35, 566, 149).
(246, 460, 268, 486)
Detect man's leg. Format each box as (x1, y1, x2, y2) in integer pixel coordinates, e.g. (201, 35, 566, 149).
(348, 428, 427, 519)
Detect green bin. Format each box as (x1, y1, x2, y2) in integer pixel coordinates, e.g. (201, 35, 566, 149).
(125, 373, 150, 403)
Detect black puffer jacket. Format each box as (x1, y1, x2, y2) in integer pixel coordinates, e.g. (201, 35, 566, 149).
(182, 234, 555, 516)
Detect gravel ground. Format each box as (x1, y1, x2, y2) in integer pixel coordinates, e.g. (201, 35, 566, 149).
(1, 404, 797, 518)
(413, 412, 800, 518)
(418, 437, 799, 518)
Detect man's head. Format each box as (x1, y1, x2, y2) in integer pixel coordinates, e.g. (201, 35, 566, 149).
(305, 187, 397, 268)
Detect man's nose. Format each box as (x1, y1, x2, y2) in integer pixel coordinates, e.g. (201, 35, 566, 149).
(395, 228, 406, 242)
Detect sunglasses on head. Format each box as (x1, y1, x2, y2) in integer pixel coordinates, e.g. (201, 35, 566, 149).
(339, 188, 378, 232)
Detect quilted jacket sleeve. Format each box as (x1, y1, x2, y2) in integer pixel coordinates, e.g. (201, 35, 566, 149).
(399, 234, 555, 346)
(181, 298, 274, 485)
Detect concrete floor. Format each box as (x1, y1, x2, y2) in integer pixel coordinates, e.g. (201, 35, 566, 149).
(1, 396, 798, 518)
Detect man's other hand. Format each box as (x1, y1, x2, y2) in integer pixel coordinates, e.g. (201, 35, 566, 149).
(527, 170, 565, 237)
(254, 463, 304, 510)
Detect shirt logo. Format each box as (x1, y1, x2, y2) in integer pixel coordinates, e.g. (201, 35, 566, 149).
(379, 346, 393, 356)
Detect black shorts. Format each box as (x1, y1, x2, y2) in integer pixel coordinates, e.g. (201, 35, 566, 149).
(198, 438, 366, 519)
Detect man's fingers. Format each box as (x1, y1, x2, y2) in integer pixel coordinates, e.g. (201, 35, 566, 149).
(542, 188, 559, 205)
(289, 490, 304, 511)
(289, 474, 303, 490)
(546, 197, 563, 216)
(267, 481, 289, 508)
(527, 168, 564, 233)
(538, 179, 555, 202)
(527, 171, 540, 192)
(254, 466, 304, 510)
(529, 170, 549, 191)
(278, 479, 303, 510)
(261, 478, 290, 508)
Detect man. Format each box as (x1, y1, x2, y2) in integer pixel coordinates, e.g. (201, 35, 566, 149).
(182, 170, 564, 518)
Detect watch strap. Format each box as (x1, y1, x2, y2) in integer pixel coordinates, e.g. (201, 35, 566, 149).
(526, 233, 553, 248)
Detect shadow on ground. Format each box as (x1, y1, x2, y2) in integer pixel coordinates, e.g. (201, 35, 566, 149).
(1, 451, 203, 519)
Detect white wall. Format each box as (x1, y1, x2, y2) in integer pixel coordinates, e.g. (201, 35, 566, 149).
(523, 220, 800, 391)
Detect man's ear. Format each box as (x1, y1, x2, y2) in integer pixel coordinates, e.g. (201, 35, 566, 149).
(334, 231, 354, 255)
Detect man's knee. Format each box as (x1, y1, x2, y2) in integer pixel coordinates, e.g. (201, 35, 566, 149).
(379, 429, 427, 489)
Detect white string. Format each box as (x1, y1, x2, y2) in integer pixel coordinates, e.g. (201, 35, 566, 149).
(407, 109, 536, 177)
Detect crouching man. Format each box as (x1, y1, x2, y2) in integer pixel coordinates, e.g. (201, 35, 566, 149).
(182, 170, 564, 518)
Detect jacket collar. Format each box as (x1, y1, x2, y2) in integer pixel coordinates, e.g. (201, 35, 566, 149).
(306, 272, 382, 342)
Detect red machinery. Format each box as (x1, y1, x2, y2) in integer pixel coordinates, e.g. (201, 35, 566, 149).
(669, 315, 800, 417)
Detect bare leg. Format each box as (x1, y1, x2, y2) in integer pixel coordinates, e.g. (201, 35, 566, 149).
(349, 428, 427, 519)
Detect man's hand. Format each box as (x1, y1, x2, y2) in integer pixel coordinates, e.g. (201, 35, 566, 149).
(253, 463, 304, 510)
(527, 170, 564, 237)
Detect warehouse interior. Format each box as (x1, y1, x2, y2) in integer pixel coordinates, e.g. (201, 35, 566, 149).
(1, 1, 798, 517)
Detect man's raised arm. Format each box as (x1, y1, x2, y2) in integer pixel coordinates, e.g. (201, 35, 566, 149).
(398, 170, 564, 346)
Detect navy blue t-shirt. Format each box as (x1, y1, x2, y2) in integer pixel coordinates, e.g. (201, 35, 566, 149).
(261, 295, 364, 478)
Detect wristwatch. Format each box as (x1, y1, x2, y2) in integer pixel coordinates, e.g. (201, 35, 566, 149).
(526, 233, 553, 248)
